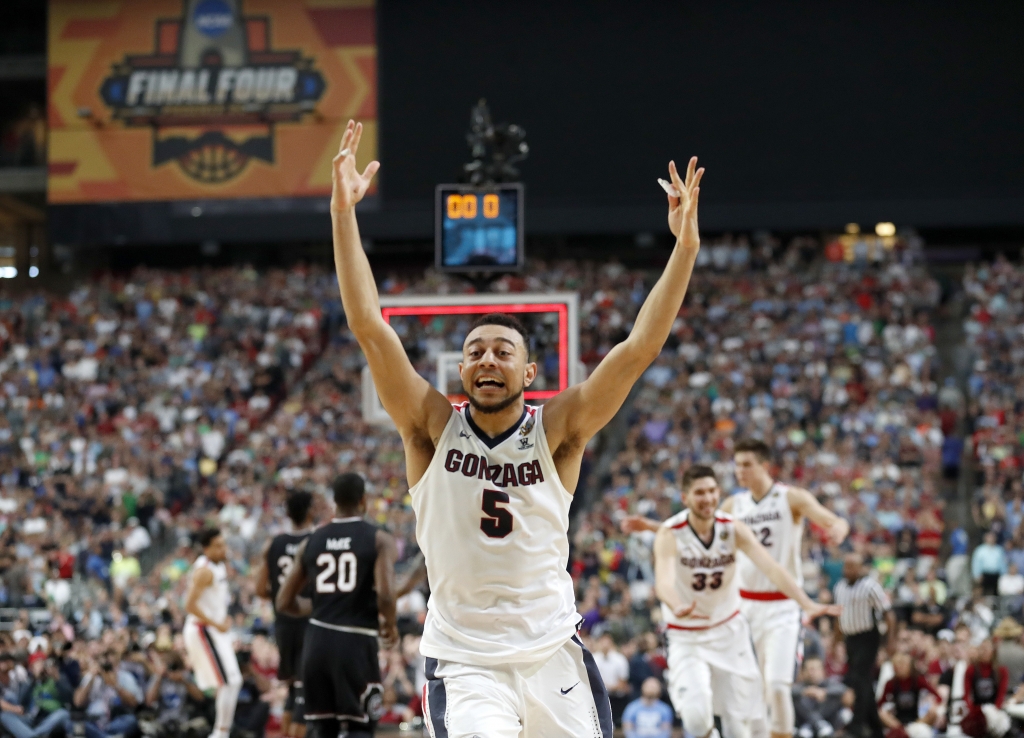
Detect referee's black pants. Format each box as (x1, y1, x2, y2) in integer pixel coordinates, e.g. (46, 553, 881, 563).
(845, 629, 884, 738)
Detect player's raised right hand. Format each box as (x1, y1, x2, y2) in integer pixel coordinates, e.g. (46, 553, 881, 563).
(331, 119, 380, 213)
(666, 157, 703, 248)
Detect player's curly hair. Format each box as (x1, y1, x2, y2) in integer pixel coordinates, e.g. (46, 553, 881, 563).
(332, 472, 365, 511)
(285, 490, 314, 526)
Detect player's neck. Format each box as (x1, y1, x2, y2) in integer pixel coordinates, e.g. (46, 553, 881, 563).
(467, 399, 526, 438)
(749, 476, 775, 501)
(688, 513, 715, 541)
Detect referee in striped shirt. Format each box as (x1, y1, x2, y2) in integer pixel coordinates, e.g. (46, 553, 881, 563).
(833, 553, 896, 738)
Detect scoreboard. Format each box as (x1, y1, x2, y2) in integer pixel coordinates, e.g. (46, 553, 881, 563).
(435, 183, 524, 272)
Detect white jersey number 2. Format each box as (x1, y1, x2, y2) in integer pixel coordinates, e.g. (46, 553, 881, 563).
(315, 552, 357, 593)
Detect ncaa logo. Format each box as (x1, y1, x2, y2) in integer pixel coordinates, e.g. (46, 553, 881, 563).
(193, 0, 233, 38)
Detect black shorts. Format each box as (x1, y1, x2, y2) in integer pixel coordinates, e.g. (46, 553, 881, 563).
(275, 616, 308, 682)
(301, 623, 382, 724)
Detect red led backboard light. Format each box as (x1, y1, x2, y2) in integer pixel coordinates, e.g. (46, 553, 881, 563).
(380, 302, 569, 399)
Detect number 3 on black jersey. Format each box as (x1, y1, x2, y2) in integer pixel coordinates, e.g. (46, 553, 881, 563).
(315, 552, 357, 593)
(481, 489, 513, 538)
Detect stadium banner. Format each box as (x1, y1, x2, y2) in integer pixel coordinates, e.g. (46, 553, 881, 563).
(48, 0, 376, 203)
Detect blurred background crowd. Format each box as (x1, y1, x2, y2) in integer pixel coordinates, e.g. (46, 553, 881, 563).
(2, 235, 1024, 737)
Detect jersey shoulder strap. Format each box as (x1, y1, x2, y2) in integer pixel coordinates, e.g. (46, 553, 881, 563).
(663, 510, 689, 530)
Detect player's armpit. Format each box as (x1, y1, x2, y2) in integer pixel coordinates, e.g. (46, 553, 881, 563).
(543, 340, 654, 452)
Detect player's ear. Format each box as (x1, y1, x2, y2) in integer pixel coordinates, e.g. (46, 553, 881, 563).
(523, 361, 537, 387)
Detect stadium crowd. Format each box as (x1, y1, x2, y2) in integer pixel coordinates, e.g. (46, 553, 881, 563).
(3, 237, 1024, 738)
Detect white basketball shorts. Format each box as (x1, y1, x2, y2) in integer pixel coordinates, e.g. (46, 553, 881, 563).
(423, 635, 612, 738)
(666, 612, 766, 735)
(741, 597, 803, 686)
(183, 620, 242, 691)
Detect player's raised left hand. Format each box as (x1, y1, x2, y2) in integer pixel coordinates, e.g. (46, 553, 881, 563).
(666, 157, 703, 250)
(331, 120, 380, 213)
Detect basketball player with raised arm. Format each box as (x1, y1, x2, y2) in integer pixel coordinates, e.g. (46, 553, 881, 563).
(276, 473, 398, 738)
(183, 529, 242, 738)
(726, 439, 850, 738)
(255, 491, 316, 738)
(652, 466, 841, 738)
(329, 118, 704, 737)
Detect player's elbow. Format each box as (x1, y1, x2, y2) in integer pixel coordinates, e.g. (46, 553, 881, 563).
(624, 338, 663, 369)
(347, 313, 389, 343)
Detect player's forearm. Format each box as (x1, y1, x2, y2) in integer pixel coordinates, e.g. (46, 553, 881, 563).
(377, 590, 397, 631)
(332, 207, 384, 334)
(879, 709, 900, 729)
(184, 603, 210, 624)
(654, 568, 687, 613)
(762, 558, 815, 610)
(624, 240, 699, 361)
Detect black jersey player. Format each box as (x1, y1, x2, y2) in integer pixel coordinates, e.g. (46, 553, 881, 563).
(277, 473, 397, 738)
(256, 491, 315, 738)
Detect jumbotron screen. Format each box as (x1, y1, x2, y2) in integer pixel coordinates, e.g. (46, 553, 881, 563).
(435, 183, 524, 272)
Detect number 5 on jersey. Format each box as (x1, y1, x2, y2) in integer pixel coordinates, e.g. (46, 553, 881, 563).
(481, 489, 513, 538)
(316, 552, 357, 593)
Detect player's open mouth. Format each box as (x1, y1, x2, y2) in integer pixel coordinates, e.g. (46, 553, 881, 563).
(475, 377, 505, 389)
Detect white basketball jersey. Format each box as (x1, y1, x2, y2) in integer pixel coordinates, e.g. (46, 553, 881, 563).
(731, 482, 803, 594)
(185, 555, 229, 625)
(661, 510, 741, 628)
(410, 403, 578, 667)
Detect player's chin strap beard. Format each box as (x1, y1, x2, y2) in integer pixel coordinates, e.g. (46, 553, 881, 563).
(468, 385, 524, 414)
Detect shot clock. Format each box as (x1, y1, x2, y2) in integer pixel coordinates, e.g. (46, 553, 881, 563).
(435, 183, 524, 272)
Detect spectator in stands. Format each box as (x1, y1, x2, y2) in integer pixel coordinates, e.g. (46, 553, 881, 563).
(992, 618, 1024, 691)
(591, 633, 631, 725)
(947, 527, 973, 599)
(792, 656, 852, 738)
(877, 652, 941, 738)
(998, 564, 1024, 612)
(73, 651, 143, 738)
(910, 586, 948, 637)
(144, 651, 204, 731)
(231, 649, 270, 738)
(0, 652, 72, 738)
(964, 639, 1009, 711)
(961, 586, 997, 644)
(122, 518, 151, 557)
(974, 531, 1008, 596)
(621, 677, 673, 738)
